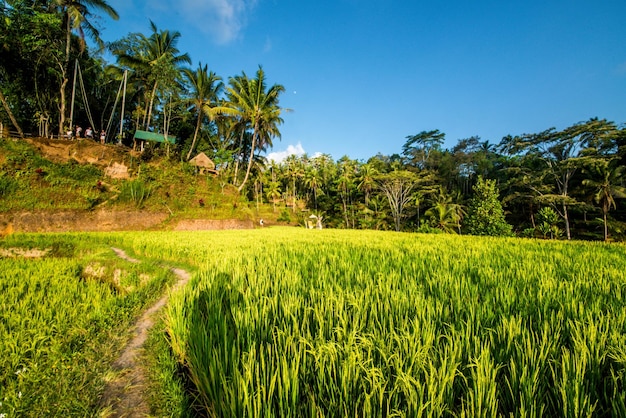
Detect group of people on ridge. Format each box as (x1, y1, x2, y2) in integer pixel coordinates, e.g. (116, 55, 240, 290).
(65, 125, 106, 144)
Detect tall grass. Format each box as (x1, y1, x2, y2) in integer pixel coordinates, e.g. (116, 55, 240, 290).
(109, 229, 626, 417)
(0, 233, 174, 416)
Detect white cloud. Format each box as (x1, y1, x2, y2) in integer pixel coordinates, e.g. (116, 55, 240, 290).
(266, 143, 306, 163)
(263, 36, 272, 53)
(179, 0, 257, 44)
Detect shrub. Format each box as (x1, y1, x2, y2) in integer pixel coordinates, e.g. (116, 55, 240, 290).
(277, 209, 291, 223)
(464, 176, 513, 236)
(0, 172, 18, 197)
(119, 180, 152, 208)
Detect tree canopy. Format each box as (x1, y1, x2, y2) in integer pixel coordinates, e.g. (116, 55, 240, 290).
(1, 4, 626, 240)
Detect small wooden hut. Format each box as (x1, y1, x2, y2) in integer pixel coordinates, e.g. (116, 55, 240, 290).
(189, 152, 218, 174)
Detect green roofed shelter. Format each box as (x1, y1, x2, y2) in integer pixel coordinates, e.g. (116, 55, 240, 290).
(133, 129, 177, 144)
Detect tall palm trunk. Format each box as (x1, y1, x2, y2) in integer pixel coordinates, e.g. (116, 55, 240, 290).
(602, 202, 609, 241)
(186, 110, 202, 161)
(144, 81, 158, 130)
(59, 17, 72, 136)
(237, 122, 258, 192)
(0, 90, 23, 137)
(562, 202, 571, 240)
(233, 128, 245, 185)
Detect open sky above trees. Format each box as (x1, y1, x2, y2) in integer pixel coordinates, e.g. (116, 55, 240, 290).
(99, 0, 626, 161)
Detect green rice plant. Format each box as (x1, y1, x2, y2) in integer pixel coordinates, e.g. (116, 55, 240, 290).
(0, 233, 175, 416)
(103, 229, 626, 417)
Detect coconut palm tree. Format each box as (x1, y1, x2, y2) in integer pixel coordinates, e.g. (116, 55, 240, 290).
(182, 63, 224, 161)
(304, 166, 322, 210)
(116, 21, 190, 131)
(225, 67, 286, 192)
(425, 187, 466, 233)
(53, 0, 119, 135)
(357, 162, 378, 206)
(582, 159, 626, 241)
(266, 180, 282, 212)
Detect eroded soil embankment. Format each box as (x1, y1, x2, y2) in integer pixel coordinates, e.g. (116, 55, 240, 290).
(0, 211, 254, 232)
(0, 211, 169, 232)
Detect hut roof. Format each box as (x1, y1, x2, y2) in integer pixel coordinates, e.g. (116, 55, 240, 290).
(189, 152, 216, 169)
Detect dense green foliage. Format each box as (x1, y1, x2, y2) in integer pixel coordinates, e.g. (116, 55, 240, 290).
(0, 233, 174, 416)
(2, 3, 626, 240)
(111, 228, 626, 417)
(464, 176, 512, 236)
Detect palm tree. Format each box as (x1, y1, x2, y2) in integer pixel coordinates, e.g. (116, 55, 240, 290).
(116, 21, 190, 131)
(336, 157, 357, 228)
(582, 159, 626, 241)
(304, 167, 322, 210)
(266, 180, 282, 212)
(225, 67, 286, 192)
(425, 187, 466, 233)
(358, 162, 378, 206)
(285, 155, 304, 210)
(53, 0, 119, 135)
(182, 63, 224, 161)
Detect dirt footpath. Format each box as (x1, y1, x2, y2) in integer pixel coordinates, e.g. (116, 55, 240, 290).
(99, 248, 192, 417)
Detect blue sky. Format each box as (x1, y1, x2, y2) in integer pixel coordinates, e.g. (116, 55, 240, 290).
(100, 0, 626, 161)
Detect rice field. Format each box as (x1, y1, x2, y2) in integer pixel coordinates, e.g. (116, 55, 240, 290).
(110, 228, 626, 417)
(0, 234, 174, 416)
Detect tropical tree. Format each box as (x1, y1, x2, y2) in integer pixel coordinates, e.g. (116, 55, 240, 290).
(581, 158, 626, 241)
(53, 0, 119, 135)
(376, 170, 418, 232)
(336, 157, 358, 228)
(357, 162, 378, 206)
(182, 63, 224, 160)
(536, 206, 562, 239)
(1, 1, 63, 136)
(284, 155, 304, 210)
(225, 67, 286, 192)
(402, 129, 445, 169)
(425, 187, 466, 233)
(464, 176, 513, 236)
(266, 180, 282, 212)
(303, 166, 322, 210)
(115, 21, 190, 132)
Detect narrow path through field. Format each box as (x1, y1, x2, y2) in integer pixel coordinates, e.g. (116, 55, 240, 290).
(99, 248, 191, 417)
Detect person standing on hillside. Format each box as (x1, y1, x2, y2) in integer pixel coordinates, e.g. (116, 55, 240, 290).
(85, 127, 93, 140)
(100, 130, 106, 144)
(76, 125, 82, 139)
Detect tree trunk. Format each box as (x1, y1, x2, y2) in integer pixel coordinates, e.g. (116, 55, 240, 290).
(59, 75, 68, 136)
(186, 110, 202, 161)
(233, 128, 245, 186)
(144, 81, 158, 130)
(603, 210, 608, 242)
(0, 89, 24, 138)
(562, 202, 571, 240)
(237, 123, 258, 192)
(59, 16, 72, 136)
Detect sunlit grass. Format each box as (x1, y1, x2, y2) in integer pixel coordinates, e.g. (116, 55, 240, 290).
(110, 228, 626, 417)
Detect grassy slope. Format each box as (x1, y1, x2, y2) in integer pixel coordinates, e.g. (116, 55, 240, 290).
(0, 138, 288, 225)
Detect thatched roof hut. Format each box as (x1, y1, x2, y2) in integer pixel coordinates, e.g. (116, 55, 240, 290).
(189, 152, 218, 174)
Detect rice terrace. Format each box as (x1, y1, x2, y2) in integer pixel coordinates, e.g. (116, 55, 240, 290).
(1, 228, 625, 416)
(2, 0, 626, 416)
